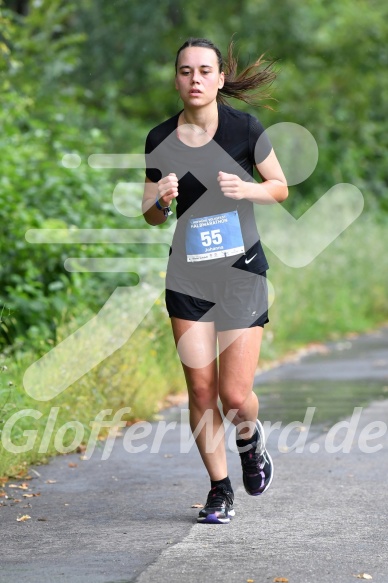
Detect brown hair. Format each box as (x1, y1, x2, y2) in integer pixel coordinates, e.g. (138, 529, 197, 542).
(175, 37, 277, 108)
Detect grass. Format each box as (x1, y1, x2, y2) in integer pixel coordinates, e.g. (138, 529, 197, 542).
(260, 211, 388, 360)
(1, 211, 388, 479)
(0, 299, 182, 478)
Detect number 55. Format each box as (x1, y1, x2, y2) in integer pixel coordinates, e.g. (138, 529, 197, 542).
(200, 229, 223, 247)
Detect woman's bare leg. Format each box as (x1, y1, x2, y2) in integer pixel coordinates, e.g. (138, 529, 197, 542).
(171, 317, 228, 481)
(218, 325, 274, 497)
(218, 326, 263, 438)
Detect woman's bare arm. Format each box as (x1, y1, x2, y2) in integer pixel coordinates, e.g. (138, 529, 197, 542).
(142, 173, 179, 226)
(218, 149, 288, 204)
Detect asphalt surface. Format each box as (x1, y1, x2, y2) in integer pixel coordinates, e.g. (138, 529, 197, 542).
(1, 327, 388, 583)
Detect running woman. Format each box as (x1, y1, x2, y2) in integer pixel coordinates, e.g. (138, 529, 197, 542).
(142, 37, 288, 524)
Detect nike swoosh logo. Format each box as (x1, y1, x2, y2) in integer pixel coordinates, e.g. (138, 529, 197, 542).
(245, 253, 257, 264)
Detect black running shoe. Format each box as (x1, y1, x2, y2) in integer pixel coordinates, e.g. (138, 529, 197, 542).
(197, 484, 235, 524)
(237, 419, 274, 496)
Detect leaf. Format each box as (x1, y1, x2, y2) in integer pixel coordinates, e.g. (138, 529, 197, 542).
(16, 514, 31, 521)
(273, 578, 289, 582)
(14, 471, 32, 480)
(191, 503, 204, 508)
(22, 493, 41, 498)
(354, 575, 373, 580)
(247, 579, 255, 583)
(68, 462, 78, 468)
(45, 480, 57, 484)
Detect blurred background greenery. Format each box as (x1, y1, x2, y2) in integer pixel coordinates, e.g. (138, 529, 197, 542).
(0, 0, 387, 477)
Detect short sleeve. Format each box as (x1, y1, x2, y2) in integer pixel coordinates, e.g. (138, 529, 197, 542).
(144, 131, 162, 183)
(248, 115, 272, 166)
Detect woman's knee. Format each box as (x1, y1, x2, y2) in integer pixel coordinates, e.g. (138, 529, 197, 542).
(188, 383, 218, 409)
(220, 389, 255, 416)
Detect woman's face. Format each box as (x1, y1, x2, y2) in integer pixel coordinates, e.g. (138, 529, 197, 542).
(175, 46, 224, 108)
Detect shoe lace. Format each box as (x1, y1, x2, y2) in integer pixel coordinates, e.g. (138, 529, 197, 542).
(205, 484, 233, 508)
(241, 446, 269, 473)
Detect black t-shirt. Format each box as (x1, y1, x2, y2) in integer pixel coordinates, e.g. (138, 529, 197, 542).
(145, 103, 272, 282)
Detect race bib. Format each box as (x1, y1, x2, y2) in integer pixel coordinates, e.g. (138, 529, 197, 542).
(186, 211, 245, 262)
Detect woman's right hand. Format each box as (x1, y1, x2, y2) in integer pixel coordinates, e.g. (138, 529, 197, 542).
(158, 173, 179, 206)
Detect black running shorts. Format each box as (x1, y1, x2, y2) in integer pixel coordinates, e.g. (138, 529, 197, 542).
(165, 271, 269, 332)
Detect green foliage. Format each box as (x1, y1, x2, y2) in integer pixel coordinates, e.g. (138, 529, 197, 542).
(239, 0, 388, 213)
(261, 213, 388, 360)
(0, 299, 182, 479)
(0, 1, 146, 350)
(61, 0, 388, 212)
(61, 0, 278, 148)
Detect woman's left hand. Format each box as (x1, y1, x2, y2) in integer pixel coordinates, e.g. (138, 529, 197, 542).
(217, 171, 247, 200)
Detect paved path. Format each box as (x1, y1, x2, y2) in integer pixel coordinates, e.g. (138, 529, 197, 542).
(1, 328, 387, 583)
